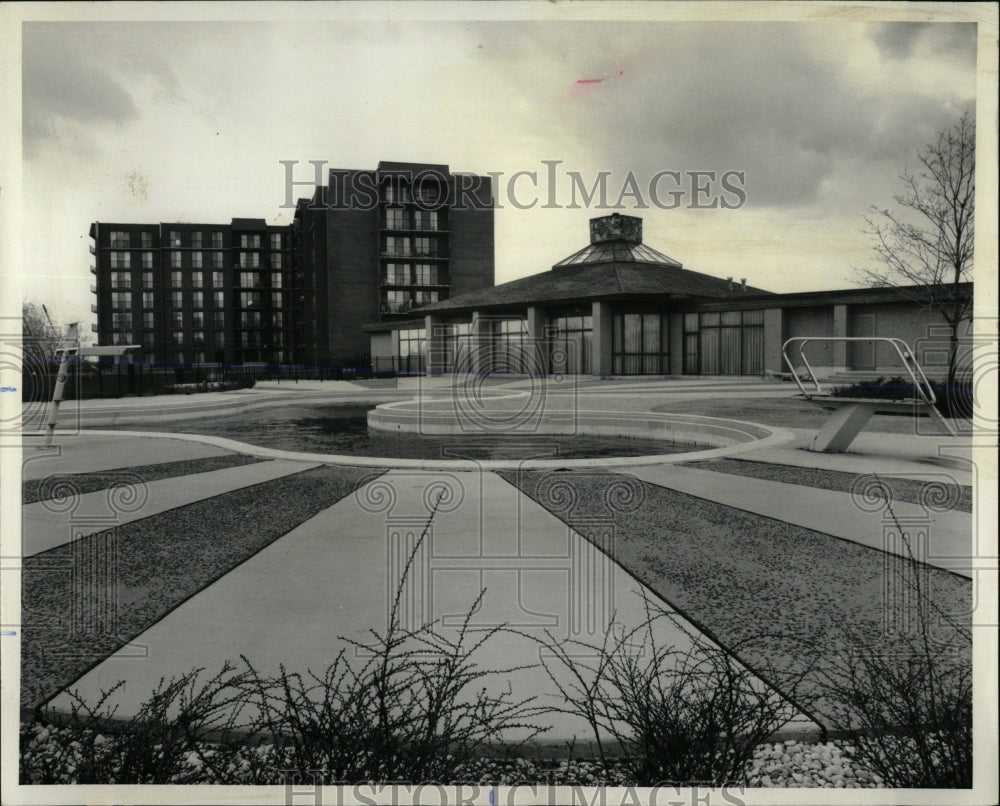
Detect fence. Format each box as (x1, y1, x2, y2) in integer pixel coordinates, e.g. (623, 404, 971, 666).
(19, 358, 404, 403)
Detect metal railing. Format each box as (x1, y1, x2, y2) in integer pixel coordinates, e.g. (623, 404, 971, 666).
(781, 336, 937, 406)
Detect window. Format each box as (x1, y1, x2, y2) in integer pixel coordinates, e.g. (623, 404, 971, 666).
(110, 252, 131, 268)
(548, 313, 594, 375)
(110, 271, 131, 289)
(171, 310, 183, 327)
(411, 290, 438, 306)
(239, 271, 259, 288)
(142, 292, 154, 309)
(239, 291, 260, 308)
(238, 252, 260, 269)
(214, 332, 226, 347)
(172, 331, 184, 346)
(214, 311, 225, 328)
(272, 292, 283, 307)
(273, 331, 284, 347)
(272, 311, 283, 328)
(112, 312, 132, 329)
(142, 272, 154, 289)
(413, 264, 438, 285)
(385, 236, 408, 256)
(193, 351, 205, 364)
(110, 231, 130, 248)
(612, 311, 667, 375)
(271, 272, 282, 289)
(168, 231, 182, 247)
(169, 251, 182, 268)
(382, 290, 409, 313)
(384, 181, 410, 204)
(240, 310, 261, 327)
(414, 210, 438, 231)
(271, 253, 282, 269)
(212, 271, 224, 287)
(170, 291, 183, 308)
(415, 182, 441, 205)
(398, 328, 427, 371)
(214, 291, 224, 308)
(413, 237, 434, 257)
(212, 231, 224, 248)
(386, 208, 410, 229)
(141, 251, 154, 269)
(239, 234, 261, 248)
(384, 263, 409, 284)
(171, 271, 183, 287)
(270, 233, 282, 249)
(192, 292, 203, 309)
(191, 232, 203, 248)
(212, 253, 224, 269)
(140, 231, 153, 248)
(111, 292, 131, 310)
(192, 252, 203, 269)
(173, 351, 184, 365)
(142, 312, 155, 329)
(193, 331, 205, 347)
(143, 334, 156, 349)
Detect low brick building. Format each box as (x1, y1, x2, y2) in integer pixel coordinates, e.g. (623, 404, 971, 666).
(365, 213, 972, 381)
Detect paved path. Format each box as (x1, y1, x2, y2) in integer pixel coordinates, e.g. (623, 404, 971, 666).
(46, 470, 818, 746)
(20, 434, 235, 479)
(623, 464, 974, 578)
(22, 459, 318, 557)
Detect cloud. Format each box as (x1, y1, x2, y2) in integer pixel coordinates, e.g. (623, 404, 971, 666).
(871, 21, 977, 63)
(22, 23, 183, 158)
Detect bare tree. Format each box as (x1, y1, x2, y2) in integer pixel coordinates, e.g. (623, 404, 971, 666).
(21, 300, 62, 361)
(854, 112, 974, 393)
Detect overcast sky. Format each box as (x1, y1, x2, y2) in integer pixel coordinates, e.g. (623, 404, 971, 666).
(7, 5, 988, 330)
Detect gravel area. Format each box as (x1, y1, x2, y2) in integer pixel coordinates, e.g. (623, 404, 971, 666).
(681, 458, 973, 513)
(19, 719, 886, 787)
(21, 465, 382, 711)
(498, 468, 972, 726)
(21, 454, 264, 504)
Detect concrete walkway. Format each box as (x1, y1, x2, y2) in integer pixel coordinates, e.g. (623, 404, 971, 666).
(20, 434, 236, 479)
(45, 470, 818, 746)
(22, 458, 318, 557)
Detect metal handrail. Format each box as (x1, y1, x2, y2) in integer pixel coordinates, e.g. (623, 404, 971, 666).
(781, 336, 937, 406)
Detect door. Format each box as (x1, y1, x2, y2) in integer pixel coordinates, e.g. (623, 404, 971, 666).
(850, 313, 876, 370)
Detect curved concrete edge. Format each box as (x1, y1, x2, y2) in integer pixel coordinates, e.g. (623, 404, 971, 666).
(28, 389, 417, 427)
(76, 423, 798, 471)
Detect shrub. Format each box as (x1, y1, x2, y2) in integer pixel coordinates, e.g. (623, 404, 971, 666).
(524, 597, 816, 786)
(22, 663, 252, 784)
(830, 376, 972, 418)
(816, 491, 972, 787)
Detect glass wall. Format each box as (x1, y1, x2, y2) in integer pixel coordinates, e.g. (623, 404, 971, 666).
(492, 319, 531, 374)
(397, 327, 426, 374)
(685, 309, 764, 375)
(613, 311, 669, 374)
(547, 314, 593, 375)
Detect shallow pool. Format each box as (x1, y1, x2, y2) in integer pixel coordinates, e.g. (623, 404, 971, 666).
(124, 403, 698, 460)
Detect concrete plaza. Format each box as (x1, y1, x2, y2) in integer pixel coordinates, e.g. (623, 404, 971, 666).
(14, 376, 980, 749)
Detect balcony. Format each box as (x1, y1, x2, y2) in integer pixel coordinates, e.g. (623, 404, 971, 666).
(90, 266, 97, 276)
(379, 249, 449, 260)
(90, 284, 98, 294)
(90, 304, 98, 314)
(89, 244, 96, 255)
